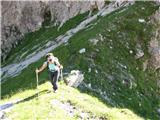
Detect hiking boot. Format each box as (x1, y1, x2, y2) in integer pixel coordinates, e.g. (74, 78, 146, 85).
(53, 90, 57, 93)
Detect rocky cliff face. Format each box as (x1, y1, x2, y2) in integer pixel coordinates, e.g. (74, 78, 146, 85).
(149, 8, 160, 70)
(1, 0, 105, 62)
(1, 0, 159, 70)
(1, 1, 46, 61)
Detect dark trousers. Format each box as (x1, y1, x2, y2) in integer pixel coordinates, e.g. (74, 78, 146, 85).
(49, 71, 59, 91)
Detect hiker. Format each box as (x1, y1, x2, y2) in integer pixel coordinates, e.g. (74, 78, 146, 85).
(35, 53, 63, 93)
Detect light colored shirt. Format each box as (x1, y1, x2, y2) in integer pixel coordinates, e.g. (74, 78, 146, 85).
(44, 56, 60, 72)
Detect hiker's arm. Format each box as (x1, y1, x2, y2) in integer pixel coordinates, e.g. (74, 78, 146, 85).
(36, 63, 47, 73)
(59, 64, 63, 69)
(56, 61, 63, 69)
(54, 58, 63, 69)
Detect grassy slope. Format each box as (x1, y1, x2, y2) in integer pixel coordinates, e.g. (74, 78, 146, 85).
(1, 82, 143, 120)
(1, 1, 160, 120)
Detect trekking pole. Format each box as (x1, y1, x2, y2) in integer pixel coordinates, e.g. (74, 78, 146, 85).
(60, 68, 63, 80)
(36, 72, 39, 98)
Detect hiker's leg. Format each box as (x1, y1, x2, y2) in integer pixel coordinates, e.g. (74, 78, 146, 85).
(53, 71, 59, 91)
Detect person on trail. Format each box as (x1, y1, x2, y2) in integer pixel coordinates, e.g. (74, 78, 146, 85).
(35, 53, 63, 93)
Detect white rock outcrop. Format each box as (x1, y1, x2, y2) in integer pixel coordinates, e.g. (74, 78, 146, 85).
(65, 70, 84, 87)
(79, 48, 86, 54)
(148, 8, 160, 70)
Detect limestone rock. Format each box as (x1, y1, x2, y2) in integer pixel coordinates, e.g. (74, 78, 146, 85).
(135, 44, 144, 59)
(89, 38, 99, 45)
(143, 60, 148, 71)
(79, 48, 86, 54)
(148, 8, 160, 70)
(1, 1, 46, 61)
(157, 108, 160, 115)
(65, 70, 84, 87)
(1, 1, 105, 62)
(138, 19, 145, 23)
(0, 111, 5, 120)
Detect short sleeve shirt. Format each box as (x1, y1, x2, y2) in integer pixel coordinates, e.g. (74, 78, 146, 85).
(44, 56, 60, 71)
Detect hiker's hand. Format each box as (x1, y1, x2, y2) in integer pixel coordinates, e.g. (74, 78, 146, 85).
(35, 69, 39, 74)
(60, 65, 63, 69)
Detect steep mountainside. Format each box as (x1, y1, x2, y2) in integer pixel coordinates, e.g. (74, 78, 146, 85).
(1, 0, 105, 61)
(1, 1, 160, 120)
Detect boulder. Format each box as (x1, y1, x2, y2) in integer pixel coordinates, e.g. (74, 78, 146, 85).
(138, 18, 145, 23)
(79, 48, 86, 54)
(89, 38, 99, 45)
(65, 70, 84, 87)
(135, 43, 144, 59)
(0, 111, 5, 120)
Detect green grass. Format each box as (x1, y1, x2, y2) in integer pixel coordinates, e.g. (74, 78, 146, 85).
(2, 12, 89, 66)
(1, 1, 160, 120)
(1, 82, 144, 120)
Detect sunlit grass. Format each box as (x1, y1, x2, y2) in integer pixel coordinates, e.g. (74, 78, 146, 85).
(1, 82, 143, 120)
